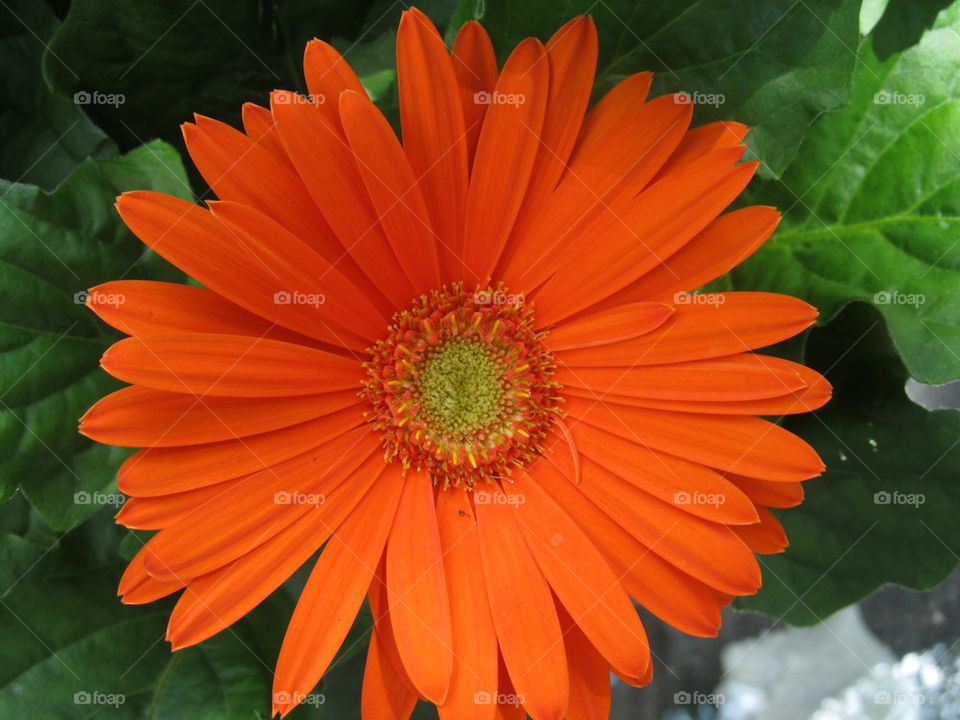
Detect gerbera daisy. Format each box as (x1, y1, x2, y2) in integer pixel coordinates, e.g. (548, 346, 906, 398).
(79, 8, 829, 720)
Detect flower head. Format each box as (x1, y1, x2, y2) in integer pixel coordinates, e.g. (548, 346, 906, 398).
(80, 8, 829, 719)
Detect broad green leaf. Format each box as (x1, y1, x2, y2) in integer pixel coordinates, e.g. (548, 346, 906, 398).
(40, 0, 419, 169)
(869, 0, 953, 58)
(0, 0, 115, 189)
(278, 0, 376, 71)
(0, 141, 189, 529)
(43, 0, 286, 151)
(738, 303, 960, 624)
(0, 510, 286, 719)
(0, 505, 389, 719)
(448, 0, 861, 175)
(733, 5, 960, 383)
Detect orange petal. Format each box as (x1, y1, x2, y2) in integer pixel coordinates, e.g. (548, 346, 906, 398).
(503, 95, 691, 290)
(730, 475, 805, 509)
(368, 558, 418, 691)
(578, 457, 761, 595)
(115, 191, 373, 348)
(556, 292, 819, 366)
(573, 72, 653, 158)
(534, 147, 755, 323)
(270, 90, 415, 309)
(606, 206, 780, 305)
(461, 38, 549, 284)
(362, 628, 418, 720)
(182, 115, 346, 268)
(143, 428, 380, 580)
(556, 353, 810, 402)
(732, 506, 789, 555)
(532, 459, 723, 637)
(476, 487, 568, 720)
(119, 542, 186, 605)
(544, 420, 581, 485)
(543, 302, 674, 350)
(566, 363, 831, 415)
(614, 660, 653, 688)
(81, 386, 359, 447)
(437, 490, 498, 720)
(101, 334, 362, 397)
(86, 280, 308, 345)
(494, 656, 526, 720)
(567, 395, 825, 482)
(272, 465, 404, 718)
(166, 453, 386, 649)
(339, 90, 442, 294)
(397, 8, 469, 280)
(118, 406, 364, 496)
(208, 199, 386, 340)
(556, 603, 612, 720)
(240, 102, 289, 159)
(386, 471, 453, 703)
(451, 21, 498, 167)
(240, 102, 275, 140)
(505, 16, 598, 246)
(568, 421, 759, 525)
(506, 478, 650, 680)
(117, 483, 234, 529)
(655, 120, 749, 178)
(303, 39, 365, 124)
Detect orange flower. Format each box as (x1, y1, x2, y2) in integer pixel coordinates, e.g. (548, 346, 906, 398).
(80, 8, 829, 720)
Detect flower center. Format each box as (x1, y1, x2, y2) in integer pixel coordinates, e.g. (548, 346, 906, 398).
(361, 284, 561, 489)
(420, 341, 503, 434)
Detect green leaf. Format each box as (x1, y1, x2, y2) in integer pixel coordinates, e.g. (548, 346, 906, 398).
(43, 0, 287, 151)
(40, 0, 420, 169)
(0, 510, 285, 719)
(0, 0, 115, 189)
(869, 0, 954, 59)
(449, 0, 861, 175)
(0, 140, 189, 529)
(278, 0, 377, 77)
(738, 303, 960, 624)
(733, 5, 960, 383)
(0, 504, 383, 718)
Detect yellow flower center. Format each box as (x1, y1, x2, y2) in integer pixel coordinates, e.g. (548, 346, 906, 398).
(361, 284, 561, 489)
(419, 340, 504, 435)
